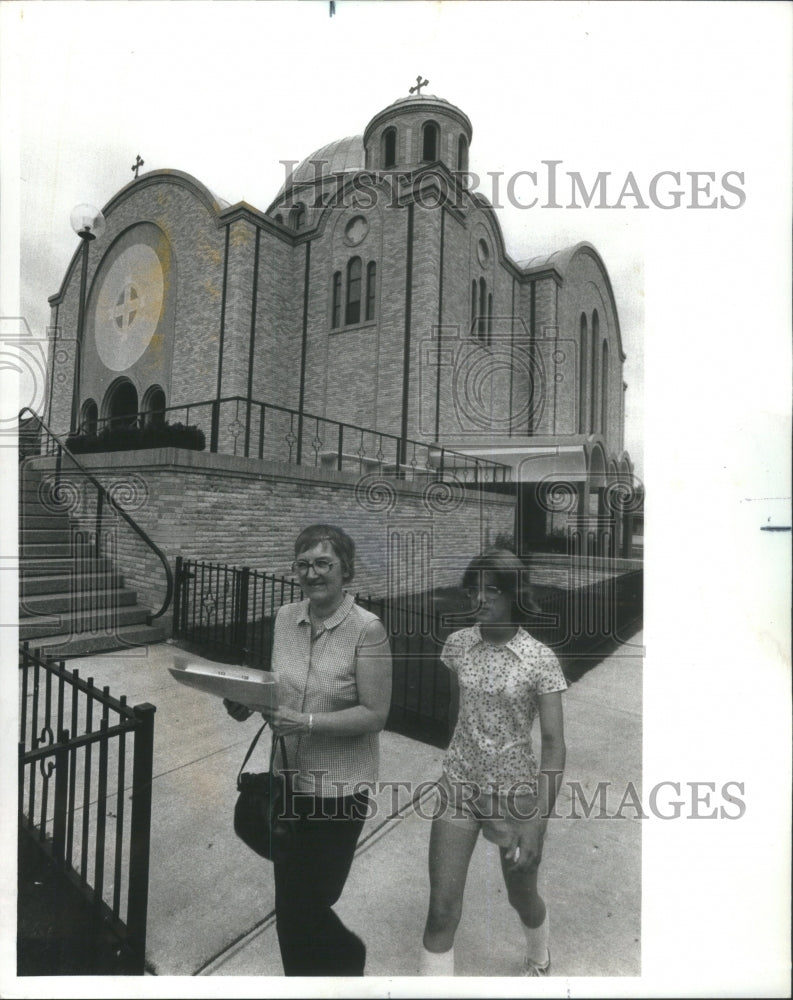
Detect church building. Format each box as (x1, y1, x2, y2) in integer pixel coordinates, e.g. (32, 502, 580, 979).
(44, 86, 636, 582)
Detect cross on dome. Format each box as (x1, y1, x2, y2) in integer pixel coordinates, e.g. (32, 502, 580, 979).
(409, 75, 429, 96)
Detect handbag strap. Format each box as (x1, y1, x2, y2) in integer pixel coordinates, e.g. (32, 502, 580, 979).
(236, 721, 289, 786)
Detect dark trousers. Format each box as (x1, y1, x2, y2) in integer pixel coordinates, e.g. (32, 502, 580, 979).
(272, 792, 369, 976)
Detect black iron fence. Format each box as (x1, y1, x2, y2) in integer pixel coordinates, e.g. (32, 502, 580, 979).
(172, 558, 643, 748)
(18, 642, 156, 974)
(172, 557, 456, 746)
(63, 394, 512, 485)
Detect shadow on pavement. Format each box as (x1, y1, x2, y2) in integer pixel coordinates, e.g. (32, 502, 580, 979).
(17, 833, 145, 977)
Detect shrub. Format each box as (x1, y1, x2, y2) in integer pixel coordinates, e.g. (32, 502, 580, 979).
(66, 421, 205, 454)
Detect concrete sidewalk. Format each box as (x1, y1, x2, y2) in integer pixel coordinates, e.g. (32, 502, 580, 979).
(61, 630, 643, 980)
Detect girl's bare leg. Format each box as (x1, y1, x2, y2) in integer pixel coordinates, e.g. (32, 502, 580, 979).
(422, 817, 480, 952)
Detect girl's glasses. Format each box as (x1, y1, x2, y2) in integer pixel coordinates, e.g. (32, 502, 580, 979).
(293, 558, 335, 575)
(465, 585, 503, 600)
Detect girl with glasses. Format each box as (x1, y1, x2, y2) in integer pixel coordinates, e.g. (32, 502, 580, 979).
(419, 547, 567, 977)
(224, 523, 391, 976)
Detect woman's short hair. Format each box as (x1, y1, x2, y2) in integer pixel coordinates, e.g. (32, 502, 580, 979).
(461, 547, 538, 620)
(294, 523, 355, 582)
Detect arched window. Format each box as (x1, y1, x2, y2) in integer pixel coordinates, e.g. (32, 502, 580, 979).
(104, 379, 139, 430)
(457, 134, 469, 173)
(143, 385, 166, 428)
(292, 203, 306, 230)
(590, 310, 600, 432)
(471, 280, 478, 335)
(601, 340, 609, 435)
(366, 261, 377, 321)
(422, 121, 439, 162)
(382, 127, 397, 169)
(487, 293, 493, 346)
(80, 399, 98, 436)
(332, 271, 342, 329)
(478, 278, 487, 342)
(274, 212, 283, 224)
(578, 313, 588, 434)
(345, 257, 362, 325)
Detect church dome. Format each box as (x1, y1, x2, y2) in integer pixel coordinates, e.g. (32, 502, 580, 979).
(273, 135, 365, 204)
(268, 91, 473, 213)
(363, 91, 472, 175)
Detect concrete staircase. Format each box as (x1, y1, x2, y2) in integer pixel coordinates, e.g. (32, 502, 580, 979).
(19, 467, 168, 658)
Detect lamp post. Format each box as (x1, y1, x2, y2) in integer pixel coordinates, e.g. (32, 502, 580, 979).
(69, 203, 106, 433)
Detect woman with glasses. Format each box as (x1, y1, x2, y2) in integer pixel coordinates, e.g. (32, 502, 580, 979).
(224, 523, 391, 976)
(419, 548, 567, 977)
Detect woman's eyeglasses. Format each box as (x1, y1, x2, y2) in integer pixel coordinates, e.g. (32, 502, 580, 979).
(465, 585, 503, 600)
(292, 558, 335, 576)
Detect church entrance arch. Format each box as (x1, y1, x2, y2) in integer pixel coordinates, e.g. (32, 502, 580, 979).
(103, 378, 139, 430)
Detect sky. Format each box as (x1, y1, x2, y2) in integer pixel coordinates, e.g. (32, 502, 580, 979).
(1, 2, 791, 997)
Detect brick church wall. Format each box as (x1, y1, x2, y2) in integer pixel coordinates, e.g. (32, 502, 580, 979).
(33, 449, 515, 624)
(556, 246, 623, 454)
(251, 231, 302, 412)
(46, 177, 227, 435)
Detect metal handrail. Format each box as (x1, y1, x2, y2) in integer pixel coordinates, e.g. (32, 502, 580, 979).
(69, 393, 512, 481)
(19, 407, 174, 621)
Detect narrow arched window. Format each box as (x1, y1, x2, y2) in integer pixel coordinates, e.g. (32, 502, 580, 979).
(292, 203, 306, 230)
(365, 261, 377, 321)
(81, 399, 98, 436)
(457, 134, 469, 173)
(346, 257, 362, 325)
(274, 212, 283, 224)
(487, 293, 493, 346)
(422, 121, 439, 162)
(578, 313, 588, 434)
(478, 278, 487, 341)
(143, 385, 166, 428)
(332, 271, 342, 329)
(382, 127, 397, 169)
(601, 340, 609, 434)
(471, 280, 478, 335)
(590, 310, 600, 432)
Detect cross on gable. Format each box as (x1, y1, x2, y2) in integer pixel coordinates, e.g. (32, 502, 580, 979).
(131, 154, 144, 178)
(409, 76, 429, 96)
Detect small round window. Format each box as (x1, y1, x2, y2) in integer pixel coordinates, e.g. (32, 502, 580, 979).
(344, 215, 369, 247)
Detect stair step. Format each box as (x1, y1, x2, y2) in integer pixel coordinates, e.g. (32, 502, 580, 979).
(20, 541, 96, 558)
(18, 467, 166, 657)
(25, 622, 169, 659)
(20, 556, 115, 577)
(20, 588, 139, 618)
(20, 571, 125, 597)
(18, 513, 72, 529)
(19, 604, 153, 641)
(20, 528, 72, 545)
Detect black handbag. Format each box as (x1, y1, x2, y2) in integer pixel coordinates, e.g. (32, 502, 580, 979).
(234, 722, 293, 860)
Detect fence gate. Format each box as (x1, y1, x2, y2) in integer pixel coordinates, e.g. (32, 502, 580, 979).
(18, 643, 156, 974)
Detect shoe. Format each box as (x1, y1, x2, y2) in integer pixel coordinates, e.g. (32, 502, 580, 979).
(522, 951, 551, 976)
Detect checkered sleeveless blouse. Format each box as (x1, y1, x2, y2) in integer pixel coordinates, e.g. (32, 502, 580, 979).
(271, 593, 386, 797)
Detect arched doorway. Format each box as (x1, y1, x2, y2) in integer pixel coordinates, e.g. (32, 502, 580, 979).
(103, 379, 139, 429)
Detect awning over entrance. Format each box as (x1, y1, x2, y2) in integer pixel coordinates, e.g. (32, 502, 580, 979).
(436, 435, 616, 483)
